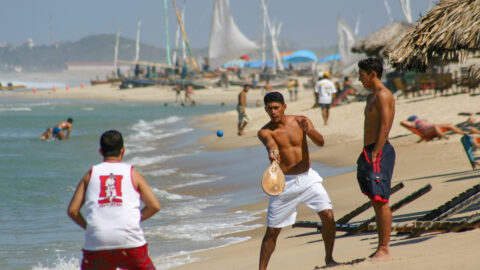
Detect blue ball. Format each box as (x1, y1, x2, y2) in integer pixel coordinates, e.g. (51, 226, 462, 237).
(216, 130, 224, 137)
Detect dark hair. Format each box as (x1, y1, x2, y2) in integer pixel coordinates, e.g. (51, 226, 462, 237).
(344, 76, 349, 81)
(67, 117, 73, 123)
(100, 130, 124, 157)
(358, 58, 383, 78)
(264, 92, 284, 105)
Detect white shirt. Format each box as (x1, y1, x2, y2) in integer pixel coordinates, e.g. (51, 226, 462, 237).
(83, 162, 146, 250)
(315, 79, 337, 104)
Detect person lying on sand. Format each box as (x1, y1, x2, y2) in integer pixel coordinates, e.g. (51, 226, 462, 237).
(400, 115, 465, 142)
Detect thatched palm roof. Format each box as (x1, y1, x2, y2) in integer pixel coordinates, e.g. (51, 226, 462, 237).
(352, 21, 413, 58)
(390, 0, 480, 71)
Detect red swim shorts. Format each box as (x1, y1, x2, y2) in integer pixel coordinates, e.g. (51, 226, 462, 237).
(81, 244, 156, 270)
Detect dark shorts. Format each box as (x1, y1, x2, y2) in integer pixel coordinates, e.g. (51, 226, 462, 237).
(356, 141, 395, 203)
(82, 244, 156, 270)
(319, 103, 331, 109)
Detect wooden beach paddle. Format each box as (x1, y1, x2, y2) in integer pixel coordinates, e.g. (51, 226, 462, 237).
(261, 160, 285, 196)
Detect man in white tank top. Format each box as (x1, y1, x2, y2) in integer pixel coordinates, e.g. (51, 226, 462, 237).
(68, 130, 161, 269)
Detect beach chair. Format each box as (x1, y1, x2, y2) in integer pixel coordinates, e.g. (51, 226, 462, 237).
(401, 125, 448, 142)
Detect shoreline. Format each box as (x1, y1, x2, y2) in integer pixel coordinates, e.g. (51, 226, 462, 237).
(4, 79, 480, 269)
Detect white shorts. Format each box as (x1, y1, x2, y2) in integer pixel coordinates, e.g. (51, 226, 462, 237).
(267, 168, 332, 228)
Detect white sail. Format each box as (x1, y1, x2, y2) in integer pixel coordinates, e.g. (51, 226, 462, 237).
(383, 0, 394, 23)
(135, 20, 141, 63)
(208, 0, 259, 68)
(337, 15, 365, 75)
(399, 0, 413, 24)
(113, 28, 121, 74)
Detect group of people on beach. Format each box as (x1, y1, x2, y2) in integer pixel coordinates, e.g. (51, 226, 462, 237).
(256, 57, 395, 269)
(64, 57, 396, 269)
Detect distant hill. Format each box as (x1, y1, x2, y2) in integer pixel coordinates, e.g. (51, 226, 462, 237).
(0, 34, 336, 72)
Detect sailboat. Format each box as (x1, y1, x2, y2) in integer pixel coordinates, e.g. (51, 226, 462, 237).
(208, 0, 259, 68)
(337, 15, 365, 75)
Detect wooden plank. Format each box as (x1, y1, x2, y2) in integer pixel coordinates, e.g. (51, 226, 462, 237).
(408, 184, 480, 237)
(293, 183, 405, 231)
(336, 182, 404, 225)
(347, 184, 432, 235)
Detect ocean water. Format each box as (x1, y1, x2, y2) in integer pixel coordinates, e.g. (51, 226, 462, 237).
(0, 98, 353, 270)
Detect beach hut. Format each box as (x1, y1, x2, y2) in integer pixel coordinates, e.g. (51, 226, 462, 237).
(389, 0, 480, 71)
(352, 21, 413, 58)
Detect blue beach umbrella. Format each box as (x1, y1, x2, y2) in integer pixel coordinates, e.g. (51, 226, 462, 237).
(282, 50, 317, 63)
(317, 54, 341, 64)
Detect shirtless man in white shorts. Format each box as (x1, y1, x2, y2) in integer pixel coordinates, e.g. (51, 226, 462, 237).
(257, 92, 337, 269)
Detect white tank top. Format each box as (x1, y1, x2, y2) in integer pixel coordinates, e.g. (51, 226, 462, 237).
(83, 162, 146, 250)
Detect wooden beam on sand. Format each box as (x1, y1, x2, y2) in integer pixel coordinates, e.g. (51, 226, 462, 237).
(408, 184, 480, 238)
(346, 184, 432, 236)
(293, 183, 404, 232)
(336, 182, 405, 225)
(362, 213, 480, 233)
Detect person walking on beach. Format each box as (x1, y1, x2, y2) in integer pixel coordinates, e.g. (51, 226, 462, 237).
(261, 79, 273, 96)
(237, 84, 250, 136)
(315, 72, 337, 125)
(257, 92, 337, 269)
(357, 58, 395, 261)
(67, 130, 160, 269)
(52, 118, 73, 140)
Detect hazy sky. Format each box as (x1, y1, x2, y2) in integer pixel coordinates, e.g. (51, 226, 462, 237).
(1, 0, 433, 48)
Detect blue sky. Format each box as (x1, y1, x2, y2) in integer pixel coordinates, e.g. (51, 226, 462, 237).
(1, 0, 433, 48)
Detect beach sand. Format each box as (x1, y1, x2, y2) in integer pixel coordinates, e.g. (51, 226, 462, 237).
(5, 79, 480, 269)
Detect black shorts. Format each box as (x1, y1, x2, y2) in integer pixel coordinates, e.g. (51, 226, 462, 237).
(319, 103, 331, 109)
(356, 141, 395, 203)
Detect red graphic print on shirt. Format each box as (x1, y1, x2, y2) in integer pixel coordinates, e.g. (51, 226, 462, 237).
(98, 173, 123, 206)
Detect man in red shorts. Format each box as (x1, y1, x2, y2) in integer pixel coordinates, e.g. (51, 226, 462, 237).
(357, 58, 395, 261)
(68, 130, 161, 269)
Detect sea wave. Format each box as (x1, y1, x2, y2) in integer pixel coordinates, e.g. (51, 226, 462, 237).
(125, 154, 184, 167)
(0, 107, 32, 112)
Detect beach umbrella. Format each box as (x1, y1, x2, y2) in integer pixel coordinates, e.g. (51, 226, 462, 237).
(282, 50, 317, 63)
(352, 21, 413, 58)
(389, 0, 480, 71)
(317, 54, 341, 64)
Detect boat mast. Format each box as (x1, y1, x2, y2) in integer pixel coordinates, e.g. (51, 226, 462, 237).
(163, 0, 172, 66)
(261, 0, 267, 70)
(172, 0, 185, 66)
(135, 20, 141, 63)
(113, 28, 121, 76)
(172, 0, 199, 73)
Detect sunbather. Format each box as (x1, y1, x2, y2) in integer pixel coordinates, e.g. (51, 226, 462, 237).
(401, 115, 465, 142)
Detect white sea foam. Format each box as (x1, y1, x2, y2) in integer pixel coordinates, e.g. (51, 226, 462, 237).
(169, 176, 225, 189)
(32, 256, 79, 270)
(127, 127, 193, 142)
(152, 188, 194, 201)
(131, 116, 184, 131)
(0, 107, 32, 112)
(80, 107, 94, 111)
(126, 154, 182, 167)
(147, 209, 263, 241)
(144, 168, 178, 176)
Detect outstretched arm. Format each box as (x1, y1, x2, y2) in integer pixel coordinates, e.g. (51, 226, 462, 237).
(297, 115, 324, 147)
(132, 169, 161, 222)
(67, 171, 90, 230)
(258, 129, 280, 162)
